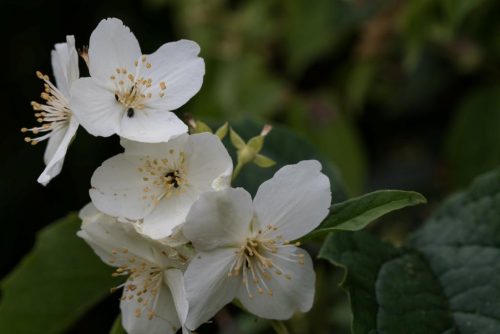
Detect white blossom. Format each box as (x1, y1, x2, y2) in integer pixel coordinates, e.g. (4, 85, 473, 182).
(181, 160, 331, 330)
(89, 132, 232, 239)
(22, 36, 79, 185)
(70, 18, 205, 143)
(78, 203, 192, 334)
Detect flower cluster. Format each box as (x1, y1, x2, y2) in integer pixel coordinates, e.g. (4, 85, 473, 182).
(26, 18, 332, 334)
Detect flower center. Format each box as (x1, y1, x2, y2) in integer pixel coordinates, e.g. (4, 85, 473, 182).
(110, 55, 168, 118)
(21, 71, 71, 145)
(137, 149, 188, 205)
(164, 171, 181, 188)
(227, 224, 304, 299)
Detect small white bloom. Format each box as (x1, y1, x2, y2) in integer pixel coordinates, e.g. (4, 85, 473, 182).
(90, 132, 232, 239)
(22, 36, 80, 186)
(78, 203, 191, 334)
(182, 160, 331, 330)
(70, 18, 205, 143)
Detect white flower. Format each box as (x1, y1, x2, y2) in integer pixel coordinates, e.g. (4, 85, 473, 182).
(22, 36, 80, 186)
(77, 203, 191, 334)
(89, 132, 232, 239)
(70, 18, 205, 143)
(181, 160, 331, 330)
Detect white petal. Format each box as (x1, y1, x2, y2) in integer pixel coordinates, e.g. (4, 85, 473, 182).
(236, 247, 315, 320)
(118, 108, 187, 143)
(253, 160, 331, 241)
(142, 40, 205, 111)
(38, 117, 79, 186)
(78, 202, 102, 221)
(70, 77, 122, 137)
(183, 188, 253, 251)
(184, 133, 233, 191)
(88, 18, 141, 87)
(121, 282, 180, 334)
(51, 35, 79, 97)
(184, 248, 240, 330)
(77, 203, 157, 266)
(120, 134, 189, 158)
(157, 225, 191, 248)
(90, 153, 156, 220)
(142, 189, 198, 239)
(164, 269, 188, 326)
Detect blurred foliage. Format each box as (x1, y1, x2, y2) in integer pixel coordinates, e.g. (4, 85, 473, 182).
(2, 0, 500, 333)
(445, 86, 500, 186)
(321, 168, 500, 334)
(0, 214, 118, 334)
(143, 0, 500, 195)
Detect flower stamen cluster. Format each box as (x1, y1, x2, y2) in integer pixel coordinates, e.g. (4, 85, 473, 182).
(110, 252, 163, 320)
(22, 71, 72, 145)
(228, 224, 305, 299)
(138, 151, 188, 204)
(110, 56, 167, 117)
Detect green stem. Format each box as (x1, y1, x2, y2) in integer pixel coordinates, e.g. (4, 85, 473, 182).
(271, 320, 290, 334)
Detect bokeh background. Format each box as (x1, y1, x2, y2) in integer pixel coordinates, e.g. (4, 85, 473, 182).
(2, 0, 500, 333)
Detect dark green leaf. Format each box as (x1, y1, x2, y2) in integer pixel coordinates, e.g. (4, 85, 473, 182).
(0, 214, 117, 334)
(446, 86, 500, 187)
(319, 168, 500, 334)
(109, 315, 125, 334)
(305, 190, 426, 240)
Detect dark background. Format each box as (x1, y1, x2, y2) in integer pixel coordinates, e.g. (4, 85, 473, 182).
(2, 0, 500, 333)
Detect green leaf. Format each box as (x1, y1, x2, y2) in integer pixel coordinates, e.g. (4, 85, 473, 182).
(231, 119, 348, 203)
(0, 214, 117, 334)
(445, 86, 500, 187)
(305, 190, 426, 240)
(319, 168, 500, 334)
(109, 315, 125, 334)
